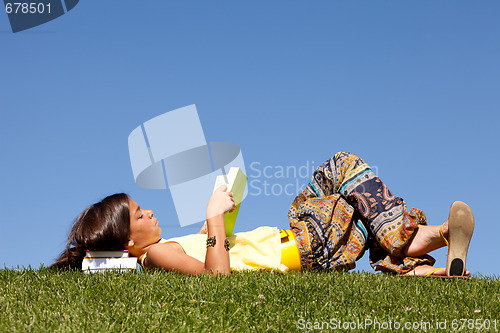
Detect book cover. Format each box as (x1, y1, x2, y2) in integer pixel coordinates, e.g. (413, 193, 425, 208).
(213, 167, 247, 237)
(84, 250, 129, 258)
(82, 257, 138, 273)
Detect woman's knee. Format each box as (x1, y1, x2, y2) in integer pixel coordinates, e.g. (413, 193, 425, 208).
(334, 151, 364, 165)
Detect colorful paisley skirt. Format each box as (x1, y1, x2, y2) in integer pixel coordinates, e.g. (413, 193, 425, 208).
(288, 152, 435, 273)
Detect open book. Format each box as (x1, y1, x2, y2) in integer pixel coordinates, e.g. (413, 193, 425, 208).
(213, 167, 247, 237)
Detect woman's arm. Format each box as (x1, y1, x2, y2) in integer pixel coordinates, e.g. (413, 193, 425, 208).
(144, 185, 235, 275)
(202, 185, 234, 275)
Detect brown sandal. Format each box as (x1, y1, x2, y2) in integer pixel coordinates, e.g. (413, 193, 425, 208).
(446, 201, 474, 276)
(401, 266, 471, 279)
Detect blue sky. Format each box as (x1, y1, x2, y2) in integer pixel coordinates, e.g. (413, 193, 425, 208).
(1, 1, 499, 276)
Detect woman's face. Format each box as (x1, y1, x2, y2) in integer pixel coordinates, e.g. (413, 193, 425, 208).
(128, 198, 162, 247)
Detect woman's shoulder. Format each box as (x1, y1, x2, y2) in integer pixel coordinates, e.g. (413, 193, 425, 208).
(138, 241, 184, 267)
(148, 241, 184, 255)
(141, 238, 206, 273)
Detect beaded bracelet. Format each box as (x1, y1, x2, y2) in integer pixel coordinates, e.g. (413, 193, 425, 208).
(206, 235, 231, 252)
(206, 235, 216, 247)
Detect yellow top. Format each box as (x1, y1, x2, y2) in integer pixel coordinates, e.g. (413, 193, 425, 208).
(158, 226, 290, 272)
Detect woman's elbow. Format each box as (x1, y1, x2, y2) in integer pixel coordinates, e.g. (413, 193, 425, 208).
(204, 267, 231, 276)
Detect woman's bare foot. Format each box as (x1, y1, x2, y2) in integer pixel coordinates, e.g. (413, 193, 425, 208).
(403, 222, 449, 257)
(403, 264, 470, 276)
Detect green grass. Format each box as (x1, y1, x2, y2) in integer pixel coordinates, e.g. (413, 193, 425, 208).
(1, 269, 499, 332)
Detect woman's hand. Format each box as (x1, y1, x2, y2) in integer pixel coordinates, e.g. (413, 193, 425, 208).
(198, 221, 208, 234)
(206, 185, 236, 219)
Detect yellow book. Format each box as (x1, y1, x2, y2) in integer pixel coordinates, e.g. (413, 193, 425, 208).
(213, 167, 247, 237)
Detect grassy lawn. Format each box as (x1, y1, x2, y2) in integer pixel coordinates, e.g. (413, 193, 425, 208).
(1, 269, 499, 332)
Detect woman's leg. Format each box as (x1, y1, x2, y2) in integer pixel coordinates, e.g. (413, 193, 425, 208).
(288, 152, 369, 271)
(292, 152, 474, 275)
(291, 152, 437, 273)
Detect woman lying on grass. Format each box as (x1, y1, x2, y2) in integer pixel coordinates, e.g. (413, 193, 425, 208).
(52, 152, 474, 277)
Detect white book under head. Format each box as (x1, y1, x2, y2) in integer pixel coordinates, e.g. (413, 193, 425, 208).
(85, 250, 129, 258)
(82, 257, 138, 273)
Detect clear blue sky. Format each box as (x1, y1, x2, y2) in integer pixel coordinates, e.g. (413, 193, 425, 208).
(1, 1, 499, 276)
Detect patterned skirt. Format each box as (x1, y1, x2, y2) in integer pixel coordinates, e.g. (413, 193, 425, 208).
(288, 152, 435, 273)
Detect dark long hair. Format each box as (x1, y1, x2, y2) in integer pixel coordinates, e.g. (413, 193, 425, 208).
(51, 193, 130, 269)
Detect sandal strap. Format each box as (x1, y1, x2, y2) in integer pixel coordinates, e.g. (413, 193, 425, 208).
(439, 223, 449, 246)
(425, 267, 443, 276)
